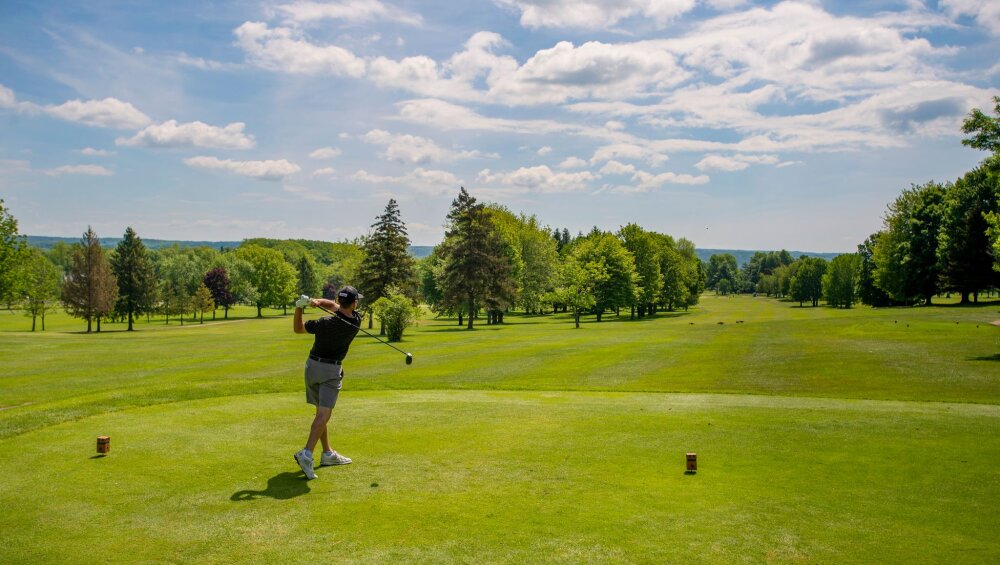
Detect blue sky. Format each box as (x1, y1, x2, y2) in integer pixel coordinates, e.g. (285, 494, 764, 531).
(1, 0, 997, 250)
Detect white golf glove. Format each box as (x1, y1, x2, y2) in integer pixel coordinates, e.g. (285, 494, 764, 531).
(294, 295, 311, 309)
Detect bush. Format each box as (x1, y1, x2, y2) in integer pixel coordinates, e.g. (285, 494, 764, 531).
(370, 290, 416, 342)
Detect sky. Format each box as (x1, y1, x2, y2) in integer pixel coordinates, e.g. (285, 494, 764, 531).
(1, 0, 998, 251)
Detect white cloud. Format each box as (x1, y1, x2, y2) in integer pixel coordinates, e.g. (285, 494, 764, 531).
(79, 147, 116, 157)
(352, 167, 462, 194)
(45, 164, 114, 176)
(174, 53, 234, 71)
(558, 156, 588, 169)
(591, 143, 667, 165)
(361, 128, 497, 163)
(117, 120, 255, 149)
(940, 0, 1000, 34)
(309, 146, 342, 159)
(312, 167, 337, 177)
(495, 0, 697, 29)
(0, 84, 15, 107)
(537, 146, 552, 156)
(273, 0, 423, 26)
(234, 21, 366, 76)
(599, 160, 637, 175)
(184, 156, 300, 180)
(630, 170, 710, 190)
(477, 165, 597, 193)
(45, 97, 152, 129)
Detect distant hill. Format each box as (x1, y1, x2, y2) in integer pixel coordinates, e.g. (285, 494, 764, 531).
(28, 236, 840, 264)
(696, 248, 843, 266)
(27, 235, 242, 251)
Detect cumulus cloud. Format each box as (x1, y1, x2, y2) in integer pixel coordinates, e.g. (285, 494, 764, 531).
(42, 97, 152, 129)
(117, 120, 255, 149)
(352, 167, 462, 194)
(536, 146, 552, 156)
(312, 167, 337, 177)
(362, 128, 497, 163)
(0, 84, 15, 107)
(273, 0, 423, 26)
(940, 0, 1000, 34)
(309, 146, 342, 159)
(184, 156, 300, 180)
(599, 160, 637, 175)
(234, 21, 366, 76)
(494, 0, 697, 30)
(629, 170, 710, 190)
(477, 165, 597, 193)
(558, 156, 588, 169)
(45, 164, 114, 176)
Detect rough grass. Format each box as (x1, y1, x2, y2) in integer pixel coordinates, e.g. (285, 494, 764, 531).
(0, 295, 998, 563)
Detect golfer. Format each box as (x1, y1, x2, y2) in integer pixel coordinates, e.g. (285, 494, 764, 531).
(292, 286, 363, 480)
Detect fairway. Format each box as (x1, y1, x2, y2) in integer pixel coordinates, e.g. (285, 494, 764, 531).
(1, 295, 999, 563)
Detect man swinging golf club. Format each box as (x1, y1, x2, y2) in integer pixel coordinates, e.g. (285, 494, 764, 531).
(292, 285, 363, 480)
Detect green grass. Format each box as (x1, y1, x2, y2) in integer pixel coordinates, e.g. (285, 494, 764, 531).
(0, 296, 998, 563)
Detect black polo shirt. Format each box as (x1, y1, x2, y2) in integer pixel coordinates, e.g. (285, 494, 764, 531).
(304, 310, 362, 361)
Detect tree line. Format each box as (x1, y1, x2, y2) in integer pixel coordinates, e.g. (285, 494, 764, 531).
(702, 96, 1000, 308)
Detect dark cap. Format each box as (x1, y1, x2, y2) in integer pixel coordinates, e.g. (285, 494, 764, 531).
(338, 285, 363, 303)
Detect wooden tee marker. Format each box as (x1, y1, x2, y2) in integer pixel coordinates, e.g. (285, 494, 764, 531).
(686, 452, 697, 473)
(96, 436, 110, 455)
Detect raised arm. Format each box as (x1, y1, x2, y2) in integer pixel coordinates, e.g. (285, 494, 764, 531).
(294, 306, 306, 334)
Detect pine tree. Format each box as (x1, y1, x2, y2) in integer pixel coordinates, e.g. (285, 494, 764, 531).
(296, 253, 320, 299)
(358, 199, 416, 332)
(439, 188, 512, 329)
(111, 227, 157, 331)
(62, 227, 118, 332)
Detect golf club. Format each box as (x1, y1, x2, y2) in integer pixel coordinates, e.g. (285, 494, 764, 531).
(306, 299, 413, 365)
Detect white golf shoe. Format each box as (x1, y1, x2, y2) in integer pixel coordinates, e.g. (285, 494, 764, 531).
(320, 451, 352, 466)
(294, 449, 317, 480)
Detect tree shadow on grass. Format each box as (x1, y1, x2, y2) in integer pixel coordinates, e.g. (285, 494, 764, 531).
(231, 472, 310, 501)
(970, 354, 1000, 362)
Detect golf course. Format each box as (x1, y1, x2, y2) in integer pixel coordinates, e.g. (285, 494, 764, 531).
(0, 294, 997, 563)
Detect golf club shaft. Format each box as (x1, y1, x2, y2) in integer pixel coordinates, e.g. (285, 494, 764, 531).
(312, 304, 411, 357)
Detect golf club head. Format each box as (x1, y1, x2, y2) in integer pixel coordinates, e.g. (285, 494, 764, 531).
(406, 353, 413, 365)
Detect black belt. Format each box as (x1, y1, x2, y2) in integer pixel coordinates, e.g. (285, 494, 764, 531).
(308, 355, 342, 365)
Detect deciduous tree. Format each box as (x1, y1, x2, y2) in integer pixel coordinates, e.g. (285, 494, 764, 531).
(62, 227, 118, 332)
(22, 248, 61, 331)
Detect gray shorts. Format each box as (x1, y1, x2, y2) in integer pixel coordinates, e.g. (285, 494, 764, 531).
(304, 358, 344, 408)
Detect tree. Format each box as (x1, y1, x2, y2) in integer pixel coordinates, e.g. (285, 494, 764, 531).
(718, 278, 732, 296)
(790, 257, 827, 307)
(571, 231, 637, 321)
(370, 285, 417, 341)
(111, 227, 157, 331)
(439, 188, 511, 329)
(552, 255, 609, 328)
(856, 234, 892, 307)
(874, 182, 945, 305)
(296, 253, 321, 300)
(232, 245, 297, 317)
(358, 199, 417, 331)
(961, 95, 1000, 153)
(62, 227, 118, 332)
(823, 254, 860, 308)
(0, 199, 29, 305)
(22, 248, 61, 331)
(194, 283, 214, 324)
(706, 253, 740, 293)
(619, 224, 661, 317)
(203, 267, 235, 319)
(936, 167, 1000, 302)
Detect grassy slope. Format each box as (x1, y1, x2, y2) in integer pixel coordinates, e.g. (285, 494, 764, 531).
(0, 296, 998, 563)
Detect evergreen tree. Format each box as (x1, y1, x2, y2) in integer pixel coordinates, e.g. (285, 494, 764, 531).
(358, 199, 416, 331)
(439, 188, 509, 329)
(111, 227, 157, 331)
(937, 167, 1000, 302)
(62, 227, 118, 332)
(296, 253, 321, 299)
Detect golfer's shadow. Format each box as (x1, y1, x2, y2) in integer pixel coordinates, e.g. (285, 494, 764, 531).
(231, 472, 310, 501)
